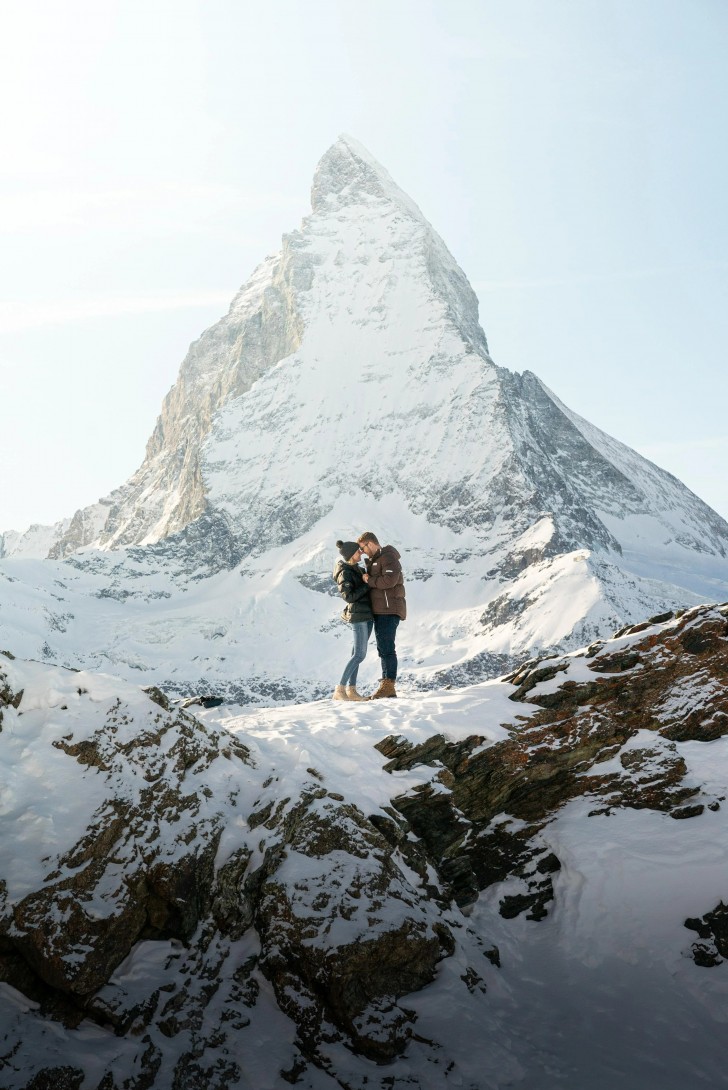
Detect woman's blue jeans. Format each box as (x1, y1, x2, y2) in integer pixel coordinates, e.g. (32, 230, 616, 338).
(340, 620, 373, 686)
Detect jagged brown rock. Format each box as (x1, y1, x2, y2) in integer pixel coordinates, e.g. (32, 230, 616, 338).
(685, 901, 728, 967)
(253, 791, 455, 1062)
(377, 603, 728, 915)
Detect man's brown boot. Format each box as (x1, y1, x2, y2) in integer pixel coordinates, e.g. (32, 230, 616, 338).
(333, 685, 348, 701)
(346, 686, 365, 701)
(368, 678, 397, 699)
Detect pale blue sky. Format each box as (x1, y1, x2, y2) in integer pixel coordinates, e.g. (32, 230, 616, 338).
(2, 0, 727, 530)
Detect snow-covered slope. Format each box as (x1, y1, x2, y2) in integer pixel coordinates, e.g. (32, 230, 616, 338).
(2, 604, 728, 1089)
(0, 134, 727, 692)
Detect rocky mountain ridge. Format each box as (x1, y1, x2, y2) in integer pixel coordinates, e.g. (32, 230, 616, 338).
(2, 601, 728, 1088)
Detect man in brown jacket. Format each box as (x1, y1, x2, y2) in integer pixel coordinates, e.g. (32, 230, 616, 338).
(357, 531, 406, 699)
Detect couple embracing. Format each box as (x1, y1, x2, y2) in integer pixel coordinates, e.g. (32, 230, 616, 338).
(332, 531, 406, 701)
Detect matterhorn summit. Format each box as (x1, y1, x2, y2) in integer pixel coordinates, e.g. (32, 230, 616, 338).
(1, 135, 727, 699)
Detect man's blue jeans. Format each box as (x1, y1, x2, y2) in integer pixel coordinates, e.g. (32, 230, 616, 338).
(374, 615, 400, 680)
(340, 620, 373, 686)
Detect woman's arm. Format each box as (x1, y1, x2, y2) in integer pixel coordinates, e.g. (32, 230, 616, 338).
(336, 569, 364, 604)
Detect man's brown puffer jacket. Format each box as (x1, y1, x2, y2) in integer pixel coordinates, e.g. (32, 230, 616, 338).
(365, 545, 406, 620)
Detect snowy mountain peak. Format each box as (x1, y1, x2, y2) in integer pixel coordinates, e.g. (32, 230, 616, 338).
(1, 136, 727, 699)
(309, 135, 488, 356)
(311, 133, 425, 220)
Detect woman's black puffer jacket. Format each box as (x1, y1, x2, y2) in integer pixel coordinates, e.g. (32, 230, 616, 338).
(333, 559, 374, 623)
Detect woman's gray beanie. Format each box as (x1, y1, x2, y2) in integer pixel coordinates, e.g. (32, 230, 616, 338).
(336, 539, 360, 561)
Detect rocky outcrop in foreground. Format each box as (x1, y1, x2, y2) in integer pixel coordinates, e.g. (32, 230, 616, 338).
(377, 603, 728, 928)
(1, 602, 727, 1088)
(0, 656, 483, 1088)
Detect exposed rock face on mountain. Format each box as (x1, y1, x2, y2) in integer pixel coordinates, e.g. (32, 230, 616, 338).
(1, 135, 727, 695)
(2, 603, 728, 1088)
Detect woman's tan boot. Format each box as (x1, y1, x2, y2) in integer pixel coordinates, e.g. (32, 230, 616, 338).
(333, 685, 348, 701)
(346, 686, 365, 701)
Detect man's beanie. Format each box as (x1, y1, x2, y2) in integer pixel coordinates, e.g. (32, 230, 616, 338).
(336, 539, 360, 560)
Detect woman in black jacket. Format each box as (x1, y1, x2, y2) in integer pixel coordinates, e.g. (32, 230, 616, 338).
(332, 539, 373, 701)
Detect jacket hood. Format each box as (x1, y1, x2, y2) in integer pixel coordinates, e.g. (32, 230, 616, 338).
(380, 545, 401, 561)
